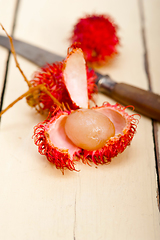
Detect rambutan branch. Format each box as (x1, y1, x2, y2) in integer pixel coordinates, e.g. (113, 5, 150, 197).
(0, 85, 64, 117)
(0, 23, 32, 88)
(0, 24, 65, 117)
(0, 90, 31, 117)
(38, 85, 64, 109)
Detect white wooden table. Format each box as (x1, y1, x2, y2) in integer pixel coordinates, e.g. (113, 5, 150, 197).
(0, 0, 160, 239)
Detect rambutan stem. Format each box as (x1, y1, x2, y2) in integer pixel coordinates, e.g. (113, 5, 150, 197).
(38, 85, 64, 109)
(0, 90, 31, 117)
(0, 23, 32, 88)
(0, 85, 64, 117)
(0, 24, 65, 117)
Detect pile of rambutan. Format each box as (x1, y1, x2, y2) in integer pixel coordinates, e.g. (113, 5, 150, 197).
(70, 14, 120, 66)
(0, 24, 138, 174)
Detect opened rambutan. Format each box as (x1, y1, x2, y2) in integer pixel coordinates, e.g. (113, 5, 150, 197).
(33, 46, 139, 173)
(70, 14, 120, 65)
(26, 49, 97, 113)
(0, 27, 97, 117)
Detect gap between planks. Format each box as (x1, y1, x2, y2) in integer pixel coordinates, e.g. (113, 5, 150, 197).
(0, 0, 20, 119)
(138, 0, 160, 210)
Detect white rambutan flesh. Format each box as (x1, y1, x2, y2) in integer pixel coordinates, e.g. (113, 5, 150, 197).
(65, 109, 115, 151)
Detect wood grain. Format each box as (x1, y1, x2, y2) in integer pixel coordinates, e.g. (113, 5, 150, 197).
(0, 0, 18, 100)
(0, 0, 160, 239)
(142, 0, 160, 207)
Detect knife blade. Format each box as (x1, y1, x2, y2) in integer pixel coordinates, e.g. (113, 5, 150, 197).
(0, 35, 160, 121)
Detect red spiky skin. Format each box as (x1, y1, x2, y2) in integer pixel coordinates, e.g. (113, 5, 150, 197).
(33, 103, 139, 172)
(33, 106, 80, 173)
(70, 14, 120, 65)
(79, 103, 138, 166)
(28, 61, 97, 112)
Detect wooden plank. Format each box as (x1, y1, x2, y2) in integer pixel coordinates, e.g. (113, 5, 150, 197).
(0, 0, 18, 96)
(0, 0, 160, 239)
(142, 0, 160, 199)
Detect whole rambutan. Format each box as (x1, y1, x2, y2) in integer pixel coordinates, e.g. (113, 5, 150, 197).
(0, 25, 97, 116)
(33, 46, 139, 173)
(26, 58, 97, 114)
(70, 14, 120, 65)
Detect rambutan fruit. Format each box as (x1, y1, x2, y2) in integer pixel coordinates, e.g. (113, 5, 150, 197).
(26, 47, 97, 113)
(0, 25, 97, 117)
(70, 14, 120, 65)
(33, 102, 138, 172)
(33, 46, 139, 173)
(0, 25, 138, 174)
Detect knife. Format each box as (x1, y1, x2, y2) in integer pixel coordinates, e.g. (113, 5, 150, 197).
(0, 35, 160, 121)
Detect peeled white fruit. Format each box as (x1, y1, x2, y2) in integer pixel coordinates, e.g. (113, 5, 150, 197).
(65, 108, 115, 151)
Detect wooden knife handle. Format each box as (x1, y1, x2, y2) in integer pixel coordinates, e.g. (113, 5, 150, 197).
(98, 80, 160, 121)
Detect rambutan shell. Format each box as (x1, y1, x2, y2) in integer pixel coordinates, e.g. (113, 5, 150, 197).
(27, 50, 97, 113)
(33, 103, 139, 172)
(63, 48, 89, 108)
